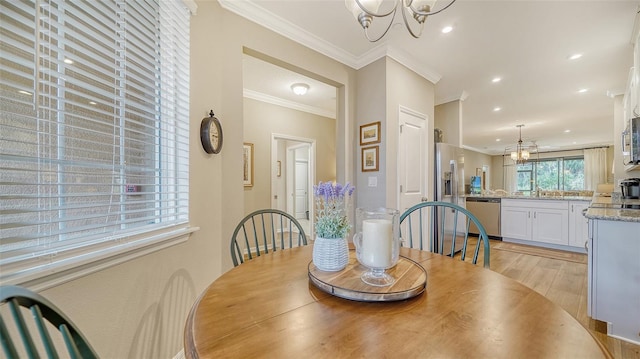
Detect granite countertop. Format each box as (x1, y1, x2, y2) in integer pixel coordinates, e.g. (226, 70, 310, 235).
(466, 194, 592, 201)
(584, 194, 640, 223)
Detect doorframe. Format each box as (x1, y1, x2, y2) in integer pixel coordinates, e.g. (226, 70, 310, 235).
(287, 143, 310, 218)
(271, 133, 316, 233)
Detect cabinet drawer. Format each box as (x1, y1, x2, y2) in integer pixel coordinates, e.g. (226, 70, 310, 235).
(502, 199, 568, 210)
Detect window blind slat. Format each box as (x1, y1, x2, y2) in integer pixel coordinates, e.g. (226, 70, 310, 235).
(0, 0, 191, 282)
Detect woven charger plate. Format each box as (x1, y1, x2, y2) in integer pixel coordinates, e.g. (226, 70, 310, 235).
(308, 250, 427, 302)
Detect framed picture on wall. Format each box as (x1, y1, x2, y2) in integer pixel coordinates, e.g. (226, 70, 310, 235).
(359, 121, 381, 145)
(243, 143, 254, 187)
(361, 146, 379, 172)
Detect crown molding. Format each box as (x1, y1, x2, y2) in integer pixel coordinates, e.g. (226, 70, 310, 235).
(219, 0, 360, 68)
(244, 89, 336, 119)
(385, 46, 441, 84)
(351, 44, 442, 84)
(461, 145, 495, 156)
(218, 0, 441, 85)
(436, 90, 469, 106)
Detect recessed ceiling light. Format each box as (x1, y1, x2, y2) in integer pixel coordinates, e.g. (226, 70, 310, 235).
(578, 88, 588, 93)
(496, 139, 501, 142)
(64, 58, 74, 64)
(89, 101, 97, 105)
(291, 83, 309, 95)
(492, 77, 501, 83)
(564, 129, 571, 133)
(441, 26, 453, 34)
(493, 107, 501, 112)
(568, 53, 583, 60)
(18, 90, 32, 95)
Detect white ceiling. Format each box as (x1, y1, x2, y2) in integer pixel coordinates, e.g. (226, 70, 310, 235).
(232, 0, 639, 155)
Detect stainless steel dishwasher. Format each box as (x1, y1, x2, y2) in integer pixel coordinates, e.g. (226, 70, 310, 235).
(465, 197, 501, 238)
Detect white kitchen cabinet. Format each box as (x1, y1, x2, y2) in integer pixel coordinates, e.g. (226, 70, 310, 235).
(500, 205, 530, 240)
(568, 200, 589, 250)
(588, 218, 640, 344)
(501, 199, 568, 246)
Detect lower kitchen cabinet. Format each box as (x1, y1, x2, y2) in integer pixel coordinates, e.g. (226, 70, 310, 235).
(501, 199, 569, 246)
(588, 218, 640, 344)
(568, 200, 590, 250)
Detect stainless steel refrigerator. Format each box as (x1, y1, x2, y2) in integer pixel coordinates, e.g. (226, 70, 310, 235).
(434, 143, 465, 254)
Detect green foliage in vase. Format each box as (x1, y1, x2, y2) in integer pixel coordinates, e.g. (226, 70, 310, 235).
(314, 181, 355, 239)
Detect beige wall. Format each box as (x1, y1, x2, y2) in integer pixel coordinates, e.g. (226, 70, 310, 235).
(385, 58, 435, 207)
(354, 58, 387, 209)
(463, 149, 493, 192)
(434, 100, 462, 147)
(243, 97, 337, 213)
(38, 2, 357, 358)
(353, 57, 435, 210)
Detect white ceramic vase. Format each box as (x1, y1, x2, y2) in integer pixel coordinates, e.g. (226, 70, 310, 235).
(312, 236, 349, 271)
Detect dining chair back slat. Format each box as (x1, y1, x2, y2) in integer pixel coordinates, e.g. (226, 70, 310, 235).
(230, 209, 308, 267)
(400, 201, 490, 267)
(0, 285, 98, 359)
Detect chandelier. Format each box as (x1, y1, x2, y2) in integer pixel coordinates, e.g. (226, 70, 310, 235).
(345, 0, 457, 42)
(507, 124, 537, 165)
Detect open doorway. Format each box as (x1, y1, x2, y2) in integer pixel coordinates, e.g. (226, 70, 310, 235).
(272, 134, 315, 236)
(242, 51, 340, 240)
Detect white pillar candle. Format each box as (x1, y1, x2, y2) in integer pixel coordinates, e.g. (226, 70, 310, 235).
(360, 219, 393, 268)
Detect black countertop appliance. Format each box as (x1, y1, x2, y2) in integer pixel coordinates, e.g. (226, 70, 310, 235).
(620, 178, 640, 199)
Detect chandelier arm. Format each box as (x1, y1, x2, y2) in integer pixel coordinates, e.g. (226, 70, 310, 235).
(401, 5, 424, 38)
(408, 0, 457, 16)
(364, 9, 398, 42)
(354, 0, 400, 18)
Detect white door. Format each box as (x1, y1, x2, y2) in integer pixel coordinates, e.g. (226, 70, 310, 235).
(398, 107, 428, 249)
(294, 160, 308, 219)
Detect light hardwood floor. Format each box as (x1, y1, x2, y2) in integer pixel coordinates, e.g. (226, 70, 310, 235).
(464, 239, 640, 359)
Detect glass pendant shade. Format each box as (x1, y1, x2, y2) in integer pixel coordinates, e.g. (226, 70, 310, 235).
(410, 0, 436, 11)
(345, 0, 383, 20)
(511, 149, 530, 162)
(507, 124, 535, 165)
(346, 0, 455, 41)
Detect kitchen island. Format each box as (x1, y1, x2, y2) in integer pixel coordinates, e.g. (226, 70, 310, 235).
(487, 195, 593, 252)
(584, 195, 640, 345)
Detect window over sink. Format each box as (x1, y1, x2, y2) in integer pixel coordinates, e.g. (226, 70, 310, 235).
(516, 156, 585, 195)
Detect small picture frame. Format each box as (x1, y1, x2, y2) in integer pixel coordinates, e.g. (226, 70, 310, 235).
(361, 145, 379, 172)
(243, 143, 254, 187)
(359, 121, 381, 145)
(276, 160, 281, 177)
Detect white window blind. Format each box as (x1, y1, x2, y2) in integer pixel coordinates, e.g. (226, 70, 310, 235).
(0, 0, 191, 284)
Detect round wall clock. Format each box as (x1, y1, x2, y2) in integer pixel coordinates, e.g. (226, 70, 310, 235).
(200, 110, 223, 154)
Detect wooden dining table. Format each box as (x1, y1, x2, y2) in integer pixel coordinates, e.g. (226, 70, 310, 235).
(184, 245, 611, 358)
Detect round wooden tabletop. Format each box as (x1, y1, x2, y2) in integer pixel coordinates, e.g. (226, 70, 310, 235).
(184, 246, 611, 358)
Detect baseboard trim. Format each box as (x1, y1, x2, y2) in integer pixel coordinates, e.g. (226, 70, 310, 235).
(173, 349, 185, 359)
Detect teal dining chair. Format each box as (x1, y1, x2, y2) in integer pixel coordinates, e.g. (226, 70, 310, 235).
(230, 209, 308, 267)
(399, 201, 490, 267)
(0, 285, 98, 359)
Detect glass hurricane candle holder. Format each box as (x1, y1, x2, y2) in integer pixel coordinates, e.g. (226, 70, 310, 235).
(352, 207, 400, 287)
